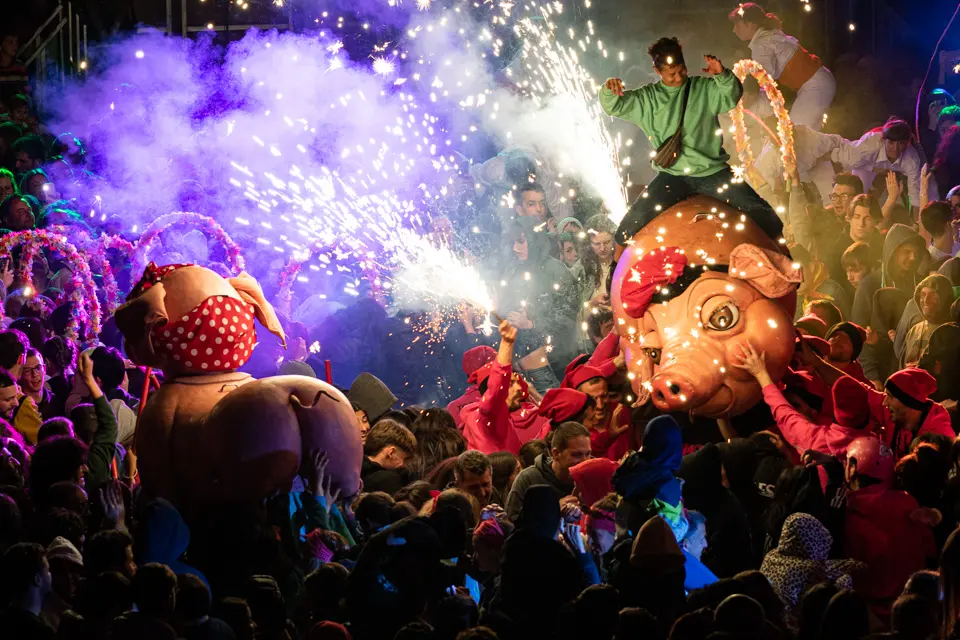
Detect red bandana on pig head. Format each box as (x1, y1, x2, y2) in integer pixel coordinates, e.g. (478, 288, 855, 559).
(621, 244, 802, 319)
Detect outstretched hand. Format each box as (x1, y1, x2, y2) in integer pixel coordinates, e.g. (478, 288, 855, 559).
(732, 341, 773, 387)
(498, 319, 518, 343)
(702, 55, 724, 75)
(304, 450, 341, 512)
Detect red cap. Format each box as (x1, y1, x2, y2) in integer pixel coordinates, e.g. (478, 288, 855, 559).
(846, 436, 894, 485)
(538, 388, 590, 423)
(569, 458, 619, 508)
(831, 377, 870, 428)
(563, 364, 606, 390)
(562, 354, 591, 384)
(464, 346, 497, 381)
(886, 368, 938, 409)
(796, 334, 830, 357)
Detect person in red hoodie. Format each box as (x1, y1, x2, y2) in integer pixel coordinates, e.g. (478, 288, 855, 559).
(843, 436, 936, 616)
(735, 341, 877, 460)
(796, 339, 954, 459)
(460, 320, 549, 455)
(447, 346, 497, 428)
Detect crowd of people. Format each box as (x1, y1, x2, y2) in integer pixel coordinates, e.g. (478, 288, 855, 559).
(5, 2, 960, 640)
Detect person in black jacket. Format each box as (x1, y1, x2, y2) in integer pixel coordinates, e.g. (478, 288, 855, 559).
(360, 419, 417, 496)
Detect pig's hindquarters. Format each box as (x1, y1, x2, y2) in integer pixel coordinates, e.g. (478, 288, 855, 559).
(202, 375, 363, 504)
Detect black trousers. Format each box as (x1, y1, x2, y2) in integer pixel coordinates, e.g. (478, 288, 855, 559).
(615, 166, 784, 245)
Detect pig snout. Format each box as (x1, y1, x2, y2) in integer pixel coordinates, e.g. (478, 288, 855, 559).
(649, 341, 725, 412)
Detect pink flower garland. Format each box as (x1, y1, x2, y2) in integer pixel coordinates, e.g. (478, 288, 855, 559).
(131, 212, 246, 279)
(0, 230, 102, 343)
(729, 59, 798, 189)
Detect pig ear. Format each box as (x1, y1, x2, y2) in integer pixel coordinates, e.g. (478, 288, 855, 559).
(728, 244, 803, 299)
(228, 272, 288, 349)
(113, 283, 169, 367)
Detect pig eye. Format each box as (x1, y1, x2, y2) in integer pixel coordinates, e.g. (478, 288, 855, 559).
(643, 347, 661, 365)
(706, 301, 740, 331)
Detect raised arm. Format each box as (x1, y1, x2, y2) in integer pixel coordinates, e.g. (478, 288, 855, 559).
(475, 321, 518, 441)
(830, 131, 879, 171)
(702, 56, 743, 114)
(598, 78, 648, 123)
(733, 342, 820, 455)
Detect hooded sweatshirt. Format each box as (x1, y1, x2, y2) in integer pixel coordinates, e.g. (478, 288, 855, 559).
(880, 224, 927, 293)
(505, 453, 575, 522)
(900, 273, 955, 368)
(613, 415, 688, 541)
(447, 346, 497, 428)
(135, 498, 209, 588)
(460, 361, 549, 455)
(861, 380, 954, 459)
(761, 383, 874, 460)
(760, 513, 862, 614)
(892, 257, 960, 369)
(845, 484, 935, 614)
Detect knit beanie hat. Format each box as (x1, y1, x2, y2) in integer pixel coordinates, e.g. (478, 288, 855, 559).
(47, 536, 83, 566)
(629, 515, 685, 573)
(795, 314, 828, 338)
(538, 388, 590, 424)
(782, 369, 826, 414)
(347, 373, 397, 423)
(886, 368, 938, 410)
(463, 346, 496, 380)
(825, 322, 867, 361)
(831, 376, 870, 428)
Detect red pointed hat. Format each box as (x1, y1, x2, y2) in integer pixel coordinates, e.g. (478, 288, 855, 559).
(464, 346, 497, 382)
(472, 362, 530, 401)
(538, 387, 590, 423)
(831, 376, 870, 428)
(562, 364, 606, 390)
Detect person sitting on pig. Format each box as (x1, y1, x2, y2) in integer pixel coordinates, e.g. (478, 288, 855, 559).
(599, 37, 784, 252)
(460, 320, 549, 456)
(734, 341, 876, 461)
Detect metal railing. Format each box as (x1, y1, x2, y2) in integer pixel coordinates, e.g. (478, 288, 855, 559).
(17, 0, 88, 108)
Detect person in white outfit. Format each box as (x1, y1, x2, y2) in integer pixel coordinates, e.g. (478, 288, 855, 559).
(831, 118, 939, 214)
(730, 3, 836, 131)
(754, 124, 845, 205)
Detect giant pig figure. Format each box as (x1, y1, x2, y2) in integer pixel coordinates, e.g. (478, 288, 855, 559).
(114, 263, 363, 514)
(611, 196, 802, 418)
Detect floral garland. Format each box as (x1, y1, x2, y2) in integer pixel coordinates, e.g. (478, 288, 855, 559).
(729, 59, 798, 190)
(0, 229, 102, 343)
(46, 227, 122, 321)
(131, 212, 246, 279)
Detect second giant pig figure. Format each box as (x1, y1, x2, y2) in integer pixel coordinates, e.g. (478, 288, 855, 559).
(611, 195, 802, 418)
(115, 263, 363, 515)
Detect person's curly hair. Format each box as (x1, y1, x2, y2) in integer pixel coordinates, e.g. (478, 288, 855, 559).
(41, 335, 77, 375)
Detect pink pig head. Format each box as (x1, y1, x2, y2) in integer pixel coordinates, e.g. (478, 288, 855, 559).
(611, 196, 801, 418)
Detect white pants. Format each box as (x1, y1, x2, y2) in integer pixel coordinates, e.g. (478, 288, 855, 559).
(751, 67, 836, 132)
(791, 67, 836, 131)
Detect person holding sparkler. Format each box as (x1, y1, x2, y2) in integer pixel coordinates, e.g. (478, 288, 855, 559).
(599, 37, 783, 253)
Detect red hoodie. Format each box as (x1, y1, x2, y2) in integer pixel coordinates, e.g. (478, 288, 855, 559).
(460, 361, 549, 454)
(845, 484, 935, 614)
(762, 384, 876, 459)
(863, 385, 954, 459)
(447, 386, 481, 429)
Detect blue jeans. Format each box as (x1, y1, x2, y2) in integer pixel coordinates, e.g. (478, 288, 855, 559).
(615, 166, 784, 245)
(523, 364, 560, 395)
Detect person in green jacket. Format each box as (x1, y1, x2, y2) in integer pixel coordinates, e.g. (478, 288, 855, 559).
(599, 36, 783, 249)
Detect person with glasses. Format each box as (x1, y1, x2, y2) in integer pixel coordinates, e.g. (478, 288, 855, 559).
(809, 173, 863, 270)
(18, 348, 55, 421)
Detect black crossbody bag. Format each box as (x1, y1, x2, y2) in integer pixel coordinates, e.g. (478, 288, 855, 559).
(652, 79, 692, 170)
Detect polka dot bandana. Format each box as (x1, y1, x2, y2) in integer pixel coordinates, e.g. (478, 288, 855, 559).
(151, 295, 258, 372)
